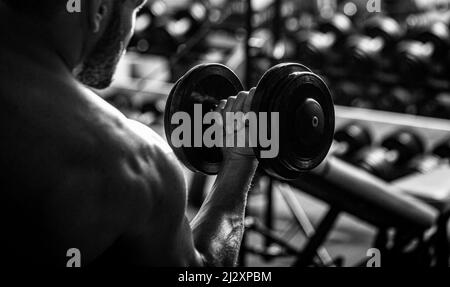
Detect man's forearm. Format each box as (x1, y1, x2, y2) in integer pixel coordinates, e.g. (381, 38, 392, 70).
(190, 158, 258, 266)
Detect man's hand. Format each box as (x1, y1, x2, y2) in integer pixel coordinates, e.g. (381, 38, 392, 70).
(217, 88, 256, 161)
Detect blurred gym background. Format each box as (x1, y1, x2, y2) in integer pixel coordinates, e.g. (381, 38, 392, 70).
(97, 0, 450, 266)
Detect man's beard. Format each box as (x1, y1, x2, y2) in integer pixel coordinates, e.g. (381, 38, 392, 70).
(75, 7, 126, 89)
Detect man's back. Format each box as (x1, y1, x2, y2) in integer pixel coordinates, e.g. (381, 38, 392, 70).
(0, 47, 185, 266)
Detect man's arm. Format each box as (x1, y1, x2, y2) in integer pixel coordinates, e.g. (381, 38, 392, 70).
(189, 89, 258, 266)
(114, 91, 257, 267)
(190, 157, 258, 266)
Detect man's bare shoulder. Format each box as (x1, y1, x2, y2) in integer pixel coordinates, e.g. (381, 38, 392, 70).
(1, 72, 188, 263)
(71, 86, 189, 227)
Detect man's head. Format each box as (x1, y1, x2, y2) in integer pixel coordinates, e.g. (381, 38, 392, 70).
(1, 0, 147, 89)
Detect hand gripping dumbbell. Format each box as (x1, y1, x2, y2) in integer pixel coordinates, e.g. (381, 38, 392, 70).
(347, 16, 403, 72)
(297, 13, 353, 68)
(351, 130, 425, 182)
(164, 63, 335, 180)
(333, 122, 373, 161)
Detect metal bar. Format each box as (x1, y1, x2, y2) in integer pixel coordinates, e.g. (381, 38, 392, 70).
(244, 0, 254, 89)
(436, 208, 450, 267)
(277, 184, 335, 266)
(264, 177, 274, 250)
(294, 207, 340, 267)
(271, 0, 282, 65)
(288, 158, 437, 233)
(247, 217, 299, 254)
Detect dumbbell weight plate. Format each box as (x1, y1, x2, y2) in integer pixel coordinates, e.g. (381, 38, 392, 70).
(252, 63, 335, 180)
(433, 137, 450, 160)
(382, 130, 425, 164)
(365, 16, 403, 44)
(320, 13, 353, 43)
(334, 122, 373, 157)
(164, 64, 244, 174)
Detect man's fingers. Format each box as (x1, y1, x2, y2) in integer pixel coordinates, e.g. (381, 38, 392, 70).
(223, 96, 236, 114)
(216, 100, 227, 112)
(214, 100, 227, 126)
(232, 91, 248, 112)
(243, 88, 256, 113)
(222, 97, 236, 134)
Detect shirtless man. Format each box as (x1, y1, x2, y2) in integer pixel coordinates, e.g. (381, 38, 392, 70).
(0, 0, 257, 267)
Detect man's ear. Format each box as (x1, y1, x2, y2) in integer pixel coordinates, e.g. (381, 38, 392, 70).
(86, 0, 111, 33)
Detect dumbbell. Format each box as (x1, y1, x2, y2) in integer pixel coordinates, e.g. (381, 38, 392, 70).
(297, 13, 353, 68)
(164, 63, 335, 180)
(331, 81, 376, 109)
(397, 21, 450, 79)
(333, 122, 373, 161)
(347, 16, 403, 72)
(351, 130, 425, 181)
(165, 1, 208, 44)
(433, 137, 450, 162)
(419, 92, 450, 120)
(378, 87, 421, 114)
(405, 137, 450, 175)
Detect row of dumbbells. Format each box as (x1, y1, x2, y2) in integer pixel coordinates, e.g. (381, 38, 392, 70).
(128, 2, 450, 82)
(294, 11, 450, 81)
(245, 11, 450, 118)
(333, 122, 450, 182)
(330, 81, 450, 119)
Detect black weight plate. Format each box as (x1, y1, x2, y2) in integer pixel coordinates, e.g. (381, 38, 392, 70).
(164, 64, 244, 174)
(433, 137, 450, 160)
(365, 16, 402, 43)
(252, 63, 335, 180)
(381, 130, 425, 164)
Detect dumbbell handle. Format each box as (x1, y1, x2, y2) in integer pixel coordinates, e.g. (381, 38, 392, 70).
(291, 156, 437, 232)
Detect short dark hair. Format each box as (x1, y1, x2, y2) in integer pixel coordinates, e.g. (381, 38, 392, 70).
(1, 0, 62, 17)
